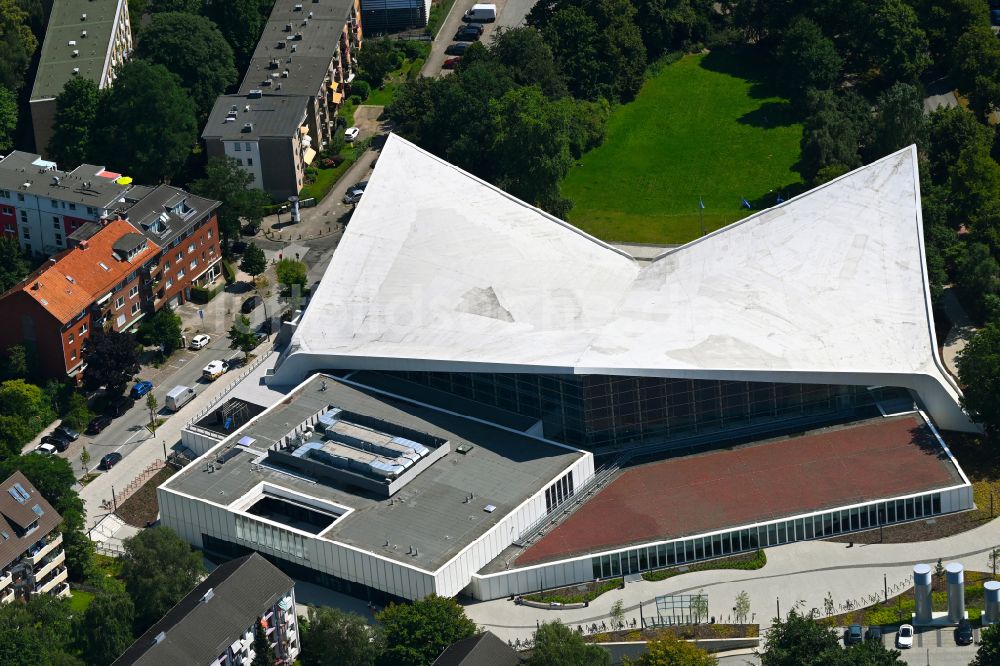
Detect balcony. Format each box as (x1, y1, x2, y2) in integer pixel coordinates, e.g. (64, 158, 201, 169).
(33, 549, 65, 581)
(54, 582, 70, 598)
(33, 566, 67, 595)
(28, 532, 62, 566)
(0, 570, 11, 591)
(0, 587, 13, 604)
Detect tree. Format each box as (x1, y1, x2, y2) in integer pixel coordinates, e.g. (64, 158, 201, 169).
(972, 623, 1000, 666)
(949, 143, 1000, 230)
(0, 236, 31, 294)
(734, 590, 751, 624)
(870, 82, 925, 159)
(632, 0, 711, 59)
(89, 60, 198, 184)
(240, 242, 267, 278)
(376, 595, 477, 666)
(135, 12, 238, 121)
(799, 90, 870, 184)
(0, 0, 39, 93)
(527, 621, 610, 666)
(151, 0, 202, 12)
(866, 0, 930, 82)
(122, 526, 206, 634)
(926, 105, 994, 186)
(80, 445, 91, 473)
(490, 27, 568, 99)
(252, 620, 276, 666)
(82, 588, 135, 666)
(301, 606, 383, 666)
(952, 25, 1000, 118)
(138, 306, 183, 354)
(915, 0, 990, 66)
(957, 324, 1000, 432)
(691, 590, 709, 623)
(610, 599, 625, 628)
(60, 391, 94, 432)
(47, 78, 100, 168)
(228, 314, 258, 361)
(145, 393, 159, 433)
(276, 259, 307, 290)
(81, 327, 140, 394)
(204, 0, 267, 70)
(0, 85, 13, 152)
(358, 39, 402, 87)
(845, 639, 907, 664)
(191, 157, 270, 242)
(0, 594, 80, 666)
(3, 342, 35, 380)
(757, 608, 844, 666)
(624, 634, 716, 665)
(776, 17, 842, 101)
(989, 547, 1000, 576)
(0, 379, 55, 454)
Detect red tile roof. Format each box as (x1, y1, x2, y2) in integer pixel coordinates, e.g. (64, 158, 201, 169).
(8, 218, 159, 324)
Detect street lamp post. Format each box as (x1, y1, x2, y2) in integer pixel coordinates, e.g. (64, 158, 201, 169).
(776, 596, 780, 620)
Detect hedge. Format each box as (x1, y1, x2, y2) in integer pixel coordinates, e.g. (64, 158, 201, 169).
(222, 259, 237, 284)
(642, 549, 767, 582)
(189, 283, 224, 304)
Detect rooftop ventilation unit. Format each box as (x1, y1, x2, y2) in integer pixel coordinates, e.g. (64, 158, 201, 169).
(294, 3, 303, 9)
(72, 50, 79, 57)
(80, 13, 86, 20)
(291, 44, 297, 52)
(308, 11, 314, 18)
(248, 89, 263, 98)
(276, 40, 286, 49)
(285, 22, 292, 31)
(242, 123, 253, 133)
(68, 40, 76, 46)
(51, 176, 60, 185)
(244, 104, 250, 112)
(71, 68, 79, 75)
(282, 70, 289, 78)
(261, 79, 272, 86)
(201, 588, 214, 603)
(153, 632, 166, 645)
(269, 59, 279, 69)
(81, 30, 87, 38)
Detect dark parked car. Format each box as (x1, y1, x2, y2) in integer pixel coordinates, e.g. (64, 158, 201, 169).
(98, 452, 122, 470)
(454, 26, 482, 41)
(53, 425, 80, 442)
(844, 624, 863, 646)
(107, 395, 135, 417)
(864, 626, 883, 642)
(130, 380, 153, 399)
(443, 56, 462, 69)
(241, 295, 262, 314)
(955, 619, 974, 645)
(445, 42, 470, 56)
(86, 414, 112, 435)
(39, 435, 70, 452)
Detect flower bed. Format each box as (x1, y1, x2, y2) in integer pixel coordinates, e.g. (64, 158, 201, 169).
(642, 549, 766, 582)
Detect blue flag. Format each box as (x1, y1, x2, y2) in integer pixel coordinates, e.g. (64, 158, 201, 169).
(741, 197, 752, 209)
(776, 194, 784, 204)
(698, 198, 705, 209)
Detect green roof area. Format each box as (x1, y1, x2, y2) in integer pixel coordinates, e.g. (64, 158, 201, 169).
(30, 0, 125, 101)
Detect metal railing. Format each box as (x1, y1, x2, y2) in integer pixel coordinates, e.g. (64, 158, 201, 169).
(187, 352, 271, 425)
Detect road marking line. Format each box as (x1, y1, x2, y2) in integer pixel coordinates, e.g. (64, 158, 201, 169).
(111, 428, 146, 455)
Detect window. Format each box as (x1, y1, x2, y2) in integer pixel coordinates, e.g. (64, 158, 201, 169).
(68, 333, 74, 344)
(176, 250, 183, 260)
(0, 190, 8, 198)
(247, 158, 253, 166)
(50, 200, 58, 208)
(128, 285, 139, 298)
(53, 217, 60, 228)
(188, 243, 195, 253)
(163, 260, 171, 271)
(115, 296, 125, 309)
(22, 228, 29, 240)
(177, 269, 185, 279)
(245, 142, 251, 151)
(68, 203, 76, 211)
(17, 193, 24, 202)
(207, 229, 213, 239)
(235, 142, 242, 151)
(189, 259, 197, 270)
(131, 302, 140, 315)
(87, 207, 95, 215)
(236, 158, 243, 166)
(70, 350, 76, 361)
(165, 278, 173, 290)
(80, 323, 87, 334)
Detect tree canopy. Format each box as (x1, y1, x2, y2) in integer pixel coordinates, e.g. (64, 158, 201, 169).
(527, 621, 610, 666)
(190, 157, 270, 242)
(228, 314, 258, 360)
(376, 595, 477, 666)
(137, 307, 183, 354)
(203, 0, 268, 70)
(81, 328, 140, 394)
(82, 588, 136, 666)
(89, 59, 198, 184)
(0, 236, 31, 294)
(276, 259, 307, 289)
(357, 39, 403, 87)
(135, 12, 238, 121)
(122, 526, 206, 634)
(0, 85, 15, 153)
(0, 595, 81, 666)
(972, 622, 1000, 666)
(0, 0, 39, 93)
(48, 77, 100, 168)
(0, 379, 56, 456)
(624, 634, 716, 665)
(300, 606, 382, 666)
(240, 242, 267, 278)
(776, 17, 841, 101)
(957, 323, 1000, 432)
(952, 24, 1000, 118)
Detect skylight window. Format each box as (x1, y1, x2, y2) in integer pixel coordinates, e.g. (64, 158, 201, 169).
(99, 262, 109, 271)
(31, 504, 43, 516)
(8, 483, 29, 503)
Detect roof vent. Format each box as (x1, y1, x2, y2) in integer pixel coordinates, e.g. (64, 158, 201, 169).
(80, 13, 86, 20)
(66, 275, 75, 284)
(52, 176, 60, 186)
(201, 588, 215, 603)
(244, 104, 250, 112)
(81, 30, 87, 38)
(68, 40, 76, 46)
(285, 22, 292, 31)
(294, 3, 303, 9)
(282, 70, 289, 78)
(248, 89, 262, 99)
(153, 631, 166, 645)
(291, 45, 297, 52)
(72, 50, 79, 57)
(72, 68, 79, 75)
(269, 59, 279, 70)
(308, 11, 314, 18)
(224, 116, 235, 123)
(242, 122, 253, 133)
(271, 72, 280, 79)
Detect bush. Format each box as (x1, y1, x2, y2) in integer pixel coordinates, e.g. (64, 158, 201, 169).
(222, 259, 237, 284)
(189, 283, 224, 304)
(398, 39, 431, 60)
(642, 549, 767, 582)
(524, 578, 622, 604)
(349, 94, 362, 105)
(407, 59, 424, 80)
(353, 80, 371, 101)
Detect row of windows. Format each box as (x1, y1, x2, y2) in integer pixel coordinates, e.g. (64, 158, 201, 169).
(0, 190, 96, 216)
(544, 472, 575, 514)
(591, 494, 943, 579)
(235, 514, 310, 560)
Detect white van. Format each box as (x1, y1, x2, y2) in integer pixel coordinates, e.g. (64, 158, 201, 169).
(463, 3, 497, 22)
(165, 385, 196, 412)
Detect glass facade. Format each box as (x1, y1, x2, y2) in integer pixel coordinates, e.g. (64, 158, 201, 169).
(590, 493, 943, 578)
(386, 372, 879, 450)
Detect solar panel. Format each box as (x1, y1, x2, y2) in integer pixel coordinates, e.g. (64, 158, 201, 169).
(13, 483, 30, 501)
(0, 530, 8, 541)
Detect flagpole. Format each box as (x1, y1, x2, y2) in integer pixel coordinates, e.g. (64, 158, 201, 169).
(699, 196, 705, 237)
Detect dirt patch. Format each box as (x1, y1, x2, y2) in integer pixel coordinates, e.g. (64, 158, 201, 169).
(352, 105, 391, 140)
(117, 467, 175, 527)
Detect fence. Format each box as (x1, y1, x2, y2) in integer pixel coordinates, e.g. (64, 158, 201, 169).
(100, 459, 165, 512)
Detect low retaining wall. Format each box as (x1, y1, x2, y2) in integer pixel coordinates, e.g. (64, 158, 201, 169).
(517, 598, 587, 610)
(597, 637, 760, 663)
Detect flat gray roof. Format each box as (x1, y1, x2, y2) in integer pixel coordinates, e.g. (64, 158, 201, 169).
(31, 0, 125, 101)
(202, 94, 309, 142)
(0, 151, 128, 207)
(165, 375, 583, 571)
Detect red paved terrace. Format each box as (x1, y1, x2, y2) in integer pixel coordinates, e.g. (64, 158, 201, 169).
(518, 414, 963, 565)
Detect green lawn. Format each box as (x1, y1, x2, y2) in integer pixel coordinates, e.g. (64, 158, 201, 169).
(561, 49, 804, 244)
(68, 589, 94, 614)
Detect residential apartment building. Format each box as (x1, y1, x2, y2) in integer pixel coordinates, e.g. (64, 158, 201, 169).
(30, 0, 133, 156)
(0, 151, 132, 257)
(0, 472, 69, 605)
(361, 0, 431, 33)
(0, 184, 221, 378)
(203, 0, 363, 200)
(113, 553, 299, 666)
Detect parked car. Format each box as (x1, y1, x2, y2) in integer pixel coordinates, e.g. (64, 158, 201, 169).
(896, 624, 914, 649)
(165, 385, 196, 412)
(462, 3, 497, 22)
(52, 424, 80, 442)
(98, 452, 123, 470)
(443, 56, 462, 69)
(40, 435, 70, 452)
(86, 414, 112, 435)
(107, 395, 135, 417)
(454, 26, 482, 41)
(445, 42, 470, 56)
(344, 126, 360, 142)
(202, 360, 229, 381)
(864, 626, 882, 642)
(190, 334, 211, 350)
(343, 187, 364, 204)
(34, 443, 58, 456)
(241, 295, 261, 314)
(130, 380, 153, 399)
(844, 624, 863, 646)
(955, 618, 973, 645)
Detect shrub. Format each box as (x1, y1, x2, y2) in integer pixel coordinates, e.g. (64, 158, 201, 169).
(349, 94, 361, 105)
(189, 283, 223, 304)
(353, 80, 371, 101)
(222, 259, 237, 284)
(642, 549, 767, 582)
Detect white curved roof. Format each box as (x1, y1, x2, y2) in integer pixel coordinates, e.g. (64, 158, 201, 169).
(278, 135, 972, 431)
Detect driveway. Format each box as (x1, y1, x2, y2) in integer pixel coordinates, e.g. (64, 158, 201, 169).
(423, 0, 526, 77)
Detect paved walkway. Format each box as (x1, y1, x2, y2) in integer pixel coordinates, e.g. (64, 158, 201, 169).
(463, 516, 1000, 643)
(941, 286, 976, 380)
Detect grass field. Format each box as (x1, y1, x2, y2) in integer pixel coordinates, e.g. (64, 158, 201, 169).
(561, 49, 804, 244)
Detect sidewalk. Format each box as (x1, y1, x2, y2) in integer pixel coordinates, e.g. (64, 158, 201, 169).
(78, 349, 280, 530)
(941, 286, 977, 380)
(462, 516, 1000, 643)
